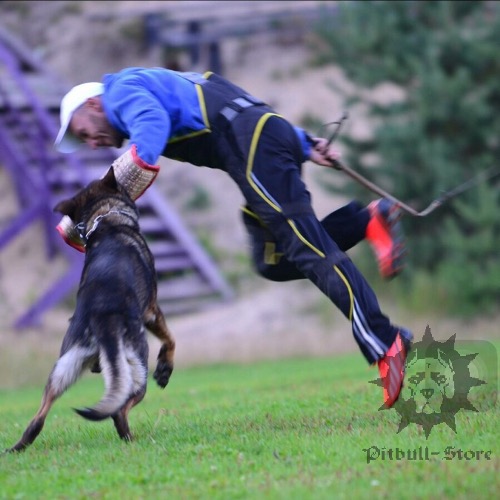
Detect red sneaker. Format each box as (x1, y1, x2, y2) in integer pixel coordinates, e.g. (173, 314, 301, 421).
(377, 330, 412, 408)
(366, 199, 406, 279)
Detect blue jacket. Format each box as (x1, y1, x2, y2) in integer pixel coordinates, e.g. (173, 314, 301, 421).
(102, 67, 312, 165)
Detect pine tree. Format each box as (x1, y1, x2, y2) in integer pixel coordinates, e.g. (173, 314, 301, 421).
(312, 0, 500, 314)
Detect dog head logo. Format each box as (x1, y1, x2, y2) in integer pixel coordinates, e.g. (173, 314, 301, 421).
(373, 325, 487, 438)
(404, 346, 456, 415)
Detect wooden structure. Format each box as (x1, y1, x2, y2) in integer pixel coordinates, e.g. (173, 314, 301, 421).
(0, 26, 233, 329)
(90, 1, 338, 74)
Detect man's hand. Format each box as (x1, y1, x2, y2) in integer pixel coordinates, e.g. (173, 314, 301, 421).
(309, 137, 342, 169)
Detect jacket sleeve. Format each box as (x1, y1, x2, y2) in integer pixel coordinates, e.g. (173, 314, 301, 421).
(106, 75, 170, 165)
(294, 126, 315, 162)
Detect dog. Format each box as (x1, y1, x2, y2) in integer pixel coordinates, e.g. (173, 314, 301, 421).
(7, 167, 175, 452)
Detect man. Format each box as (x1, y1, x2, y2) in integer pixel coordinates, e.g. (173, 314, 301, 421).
(55, 67, 411, 408)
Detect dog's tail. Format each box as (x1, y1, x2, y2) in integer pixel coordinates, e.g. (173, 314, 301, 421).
(75, 336, 146, 421)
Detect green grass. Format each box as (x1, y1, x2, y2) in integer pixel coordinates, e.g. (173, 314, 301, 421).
(1, 346, 498, 500)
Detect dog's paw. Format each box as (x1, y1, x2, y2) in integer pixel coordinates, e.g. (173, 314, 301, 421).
(4, 444, 23, 454)
(153, 361, 173, 388)
(90, 360, 102, 373)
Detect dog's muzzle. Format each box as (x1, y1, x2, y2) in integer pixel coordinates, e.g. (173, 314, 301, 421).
(56, 145, 160, 252)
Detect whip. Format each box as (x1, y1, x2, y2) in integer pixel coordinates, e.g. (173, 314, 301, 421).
(319, 113, 500, 217)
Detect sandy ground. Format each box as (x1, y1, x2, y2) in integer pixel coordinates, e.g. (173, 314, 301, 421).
(1, 1, 497, 389)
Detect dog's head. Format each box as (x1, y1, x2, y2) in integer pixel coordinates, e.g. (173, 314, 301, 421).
(54, 167, 131, 222)
(403, 348, 455, 415)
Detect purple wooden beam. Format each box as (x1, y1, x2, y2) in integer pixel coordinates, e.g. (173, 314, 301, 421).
(0, 37, 89, 328)
(14, 260, 84, 329)
(0, 202, 43, 250)
(139, 186, 234, 300)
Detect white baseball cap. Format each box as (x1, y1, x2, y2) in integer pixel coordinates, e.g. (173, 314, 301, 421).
(54, 82, 105, 153)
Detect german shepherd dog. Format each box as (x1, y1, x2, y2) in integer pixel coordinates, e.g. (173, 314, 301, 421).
(7, 167, 175, 452)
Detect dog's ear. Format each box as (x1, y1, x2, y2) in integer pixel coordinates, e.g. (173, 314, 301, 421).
(102, 166, 118, 190)
(54, 198, 77, 218)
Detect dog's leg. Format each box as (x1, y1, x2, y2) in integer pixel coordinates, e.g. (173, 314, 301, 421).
(7, 383, 58, 453)
(144, 303, 175, 388)
(111, 339, 149, 441)
(111, 385, 147, 441)
(7, 346, 89, 453)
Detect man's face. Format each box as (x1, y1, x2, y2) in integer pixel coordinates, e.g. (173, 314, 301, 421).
(69, 97, 123, 149)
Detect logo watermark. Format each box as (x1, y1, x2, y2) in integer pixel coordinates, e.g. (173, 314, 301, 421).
(363, 445, 493, 464)
(371, 325, 497, 437)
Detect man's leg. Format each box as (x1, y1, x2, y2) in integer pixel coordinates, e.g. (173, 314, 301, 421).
(232, 114, 411, 406)
(241, 201, 368, 281)
(243, 199, 406, 282)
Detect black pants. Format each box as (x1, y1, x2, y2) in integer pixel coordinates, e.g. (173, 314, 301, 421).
(225, 114, 399, 364)
(242, 200, 369, 282)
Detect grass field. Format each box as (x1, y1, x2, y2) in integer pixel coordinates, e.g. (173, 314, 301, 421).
(1, 344, 498, 500)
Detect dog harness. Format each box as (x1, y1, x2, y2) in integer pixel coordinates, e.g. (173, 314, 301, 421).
(76, 208, 137, 245)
